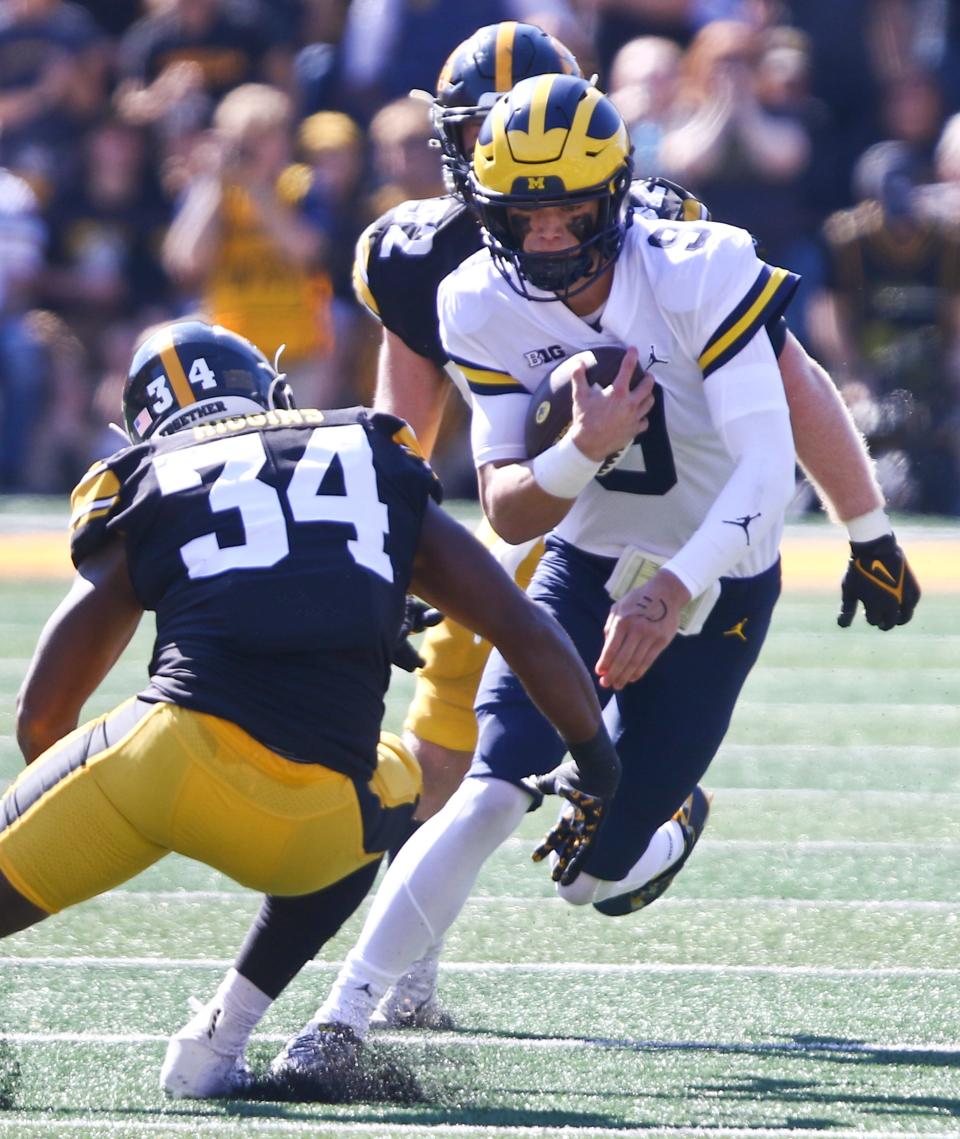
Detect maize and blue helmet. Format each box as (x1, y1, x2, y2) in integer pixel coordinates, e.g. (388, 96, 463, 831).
(469, 74, 634, 300)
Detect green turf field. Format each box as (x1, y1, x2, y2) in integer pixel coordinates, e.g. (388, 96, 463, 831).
(0, 503, 958, 1137)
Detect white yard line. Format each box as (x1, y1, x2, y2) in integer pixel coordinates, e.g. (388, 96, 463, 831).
(502, 837, 960, 852)
(95, 891, 960, 913)
(2, 957, 959, 977)
(2, 1031, 960, 1056)
(1, 1121, 958, 1139)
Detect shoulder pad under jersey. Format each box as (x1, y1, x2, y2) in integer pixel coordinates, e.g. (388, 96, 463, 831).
(352, 195, 483, 365)
(630, 176, 711, 223)
(364, 408, 443, 504)
(68, 446, 145, 568)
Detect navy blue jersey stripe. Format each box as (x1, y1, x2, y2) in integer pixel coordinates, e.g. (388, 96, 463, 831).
(700, 266, 799, 379)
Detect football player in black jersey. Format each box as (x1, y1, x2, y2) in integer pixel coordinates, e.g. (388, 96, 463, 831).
(0, 319, 621, 1095)
(163, 21, 920, 1095)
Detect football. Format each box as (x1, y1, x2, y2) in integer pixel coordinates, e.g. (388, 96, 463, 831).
(523, 345, 643, 461)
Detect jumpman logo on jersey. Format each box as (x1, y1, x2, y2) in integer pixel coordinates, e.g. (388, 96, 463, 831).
(646, 346, 669, 369)
(723, 617, 749, 642)
(723, 512, 761, 545)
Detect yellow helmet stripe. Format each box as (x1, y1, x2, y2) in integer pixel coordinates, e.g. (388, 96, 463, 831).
(495, 22, 518, 94)
(570, 86, 602, 151)
(352, 257, 379, 317)
(156, 325, 197, 409)
(528, 74, 554, 141)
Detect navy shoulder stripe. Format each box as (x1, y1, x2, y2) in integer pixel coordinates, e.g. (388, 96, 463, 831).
(699, 265, 799, 379)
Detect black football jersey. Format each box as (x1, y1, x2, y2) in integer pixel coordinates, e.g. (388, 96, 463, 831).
(69, 407, 441, 778)
(353, 195, 477, 367)
(351, 180, 710, 368)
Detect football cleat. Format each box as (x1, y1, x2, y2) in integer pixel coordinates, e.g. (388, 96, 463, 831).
(159, 998, 254, 1099)
(593, 786, 712, 916)
(268, 1021, 362, 1096)
(370, 943, 455, 1030)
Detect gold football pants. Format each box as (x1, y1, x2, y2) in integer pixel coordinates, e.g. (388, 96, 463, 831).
(0, 698, 420, 913)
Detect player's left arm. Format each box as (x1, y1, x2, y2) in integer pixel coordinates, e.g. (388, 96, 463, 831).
(373, 327, 451, 458)
(16, 538, 144, 764)
(411, 500, 619, 778)
(777, 328, 920, 629)
(779, 330, 882, 521)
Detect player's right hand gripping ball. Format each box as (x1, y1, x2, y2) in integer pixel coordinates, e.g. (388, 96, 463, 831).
(523, 345, 643, 473)
(525, 763, 608, 886)
(838, 533, 920, 631)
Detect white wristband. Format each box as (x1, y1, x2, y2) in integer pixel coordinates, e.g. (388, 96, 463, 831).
(845, 507, 893, 543)
(531, 433, 603, 499)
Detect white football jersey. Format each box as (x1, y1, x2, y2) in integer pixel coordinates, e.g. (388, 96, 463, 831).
(438, 216, 799, 583)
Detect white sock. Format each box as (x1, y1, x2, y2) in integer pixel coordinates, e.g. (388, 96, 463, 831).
(201, 968, 272, 1055)
(315, 957, 399, 1036)
(590, 819, 684, 904)
(314, 777, 529, 1038)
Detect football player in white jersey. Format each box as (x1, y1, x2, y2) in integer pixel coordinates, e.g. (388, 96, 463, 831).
(260, 75, 917, 1094)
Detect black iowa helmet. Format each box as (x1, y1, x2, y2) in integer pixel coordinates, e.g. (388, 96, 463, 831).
(122, 321, 295, 443)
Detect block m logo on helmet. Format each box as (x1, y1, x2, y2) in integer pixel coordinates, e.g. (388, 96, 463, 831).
(527, 176, 545, 190)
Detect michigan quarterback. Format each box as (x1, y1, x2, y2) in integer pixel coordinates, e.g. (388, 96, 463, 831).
(0, 318, 621, 1093)
(357, 23, 918, 893)
(260, 74, 920, 1093)
(360, 23, 917, 854)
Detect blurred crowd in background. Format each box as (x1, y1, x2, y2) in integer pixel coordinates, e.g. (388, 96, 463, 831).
(1, 0, 959, 512)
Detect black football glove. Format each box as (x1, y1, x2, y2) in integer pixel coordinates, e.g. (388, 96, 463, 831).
(391, 596, 443, 672)
(525, 764, 609, 886)
(522, 729, 620, 886)
(838, 533, 920, 631)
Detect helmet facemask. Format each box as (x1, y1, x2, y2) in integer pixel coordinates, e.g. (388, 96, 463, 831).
(431, 98, 496, 201)
(476, 165, 634, 300)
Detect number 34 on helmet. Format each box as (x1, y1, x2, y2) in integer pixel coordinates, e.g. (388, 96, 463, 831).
(122, 320, 296, 444)
(469, 74, 634, 301)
